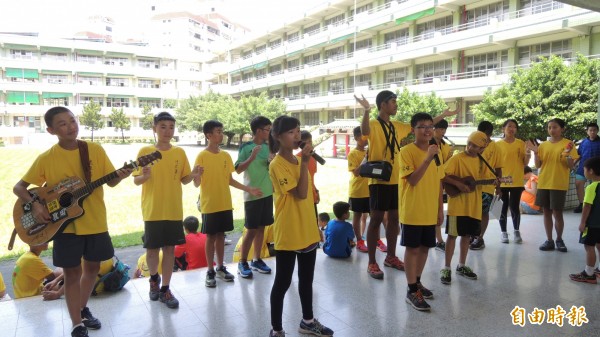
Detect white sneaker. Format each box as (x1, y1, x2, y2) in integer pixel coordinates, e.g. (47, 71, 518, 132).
(514, 230, 522, 244)
(501, 232, 509, 244)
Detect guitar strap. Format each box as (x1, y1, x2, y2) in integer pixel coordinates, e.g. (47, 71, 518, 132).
(77, 140, 92, 183)
(8, 228, 17, 251)
(477, 153, 498, 177)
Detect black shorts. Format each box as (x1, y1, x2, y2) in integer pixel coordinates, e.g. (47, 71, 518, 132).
(143, 220, 186, 249)
(53, 232, 114, 268)
(445, 216, 481, 237)
(580, 227, 600, 245)
(202, 210, 234, 235)
(535, 189, 567, 210)
(400, 224, 436, 248)
(482, 192, 494, 214)
(369, 184, 399, 211)
(349, 197, 370, 213)
(244, 196, 274, 229)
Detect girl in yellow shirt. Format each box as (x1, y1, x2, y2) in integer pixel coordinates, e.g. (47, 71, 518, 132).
(267, 116, 333, 337)
(527, 118, 579, 252)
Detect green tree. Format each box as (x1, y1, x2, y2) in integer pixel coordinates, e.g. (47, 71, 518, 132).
(140, 104, 154, 130)
(109, 107, 131, 142)
(80, 101, 104, 141)
(163, 99, 177, 109)
(369, 87, 448, 122)
(473, 55, 600, 140)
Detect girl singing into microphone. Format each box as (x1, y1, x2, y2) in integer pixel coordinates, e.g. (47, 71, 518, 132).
(268, 116, 333, 337)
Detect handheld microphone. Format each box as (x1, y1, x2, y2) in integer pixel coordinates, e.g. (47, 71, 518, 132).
(429, 138, 441, 166)
(443, 135, 456, 147)
(298, 141, 326, 165)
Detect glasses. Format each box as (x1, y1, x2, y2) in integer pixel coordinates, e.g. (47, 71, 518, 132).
(415, 126, 434, 130)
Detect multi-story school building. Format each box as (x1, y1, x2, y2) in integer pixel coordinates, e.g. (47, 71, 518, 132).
(210, 0, 600, 127)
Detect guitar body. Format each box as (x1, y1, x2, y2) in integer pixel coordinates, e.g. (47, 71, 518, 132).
(443, 176, 477, 198)
(13, 177, 87, 246)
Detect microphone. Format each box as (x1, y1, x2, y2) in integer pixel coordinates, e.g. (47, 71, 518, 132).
(298, 141, 326, 165)
(429, 138, 441, 166)
(443, 135, 456, 147)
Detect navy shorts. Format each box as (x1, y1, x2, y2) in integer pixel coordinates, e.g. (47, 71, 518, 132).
(445, 216, 481, 237)
(369, 184, 399, 211)
(143, 220, 186, 249)
(580, 227, 600, 245)
(400, 224, 436, 248)
(482, 192, 494, 214)
(244, 196, 274, 229)
(53, 232, 114, 268)
(349, 197, 370, 213)
(202, 210, 234, 235)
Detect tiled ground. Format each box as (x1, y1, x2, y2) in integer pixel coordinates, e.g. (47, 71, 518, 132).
(1, 211, 597, 337)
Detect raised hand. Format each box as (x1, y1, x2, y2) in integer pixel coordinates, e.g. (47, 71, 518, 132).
(354, 94, 371, 110)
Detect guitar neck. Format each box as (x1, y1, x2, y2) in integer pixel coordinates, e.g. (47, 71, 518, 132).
(474, 179, 498, 186)
(73, 164, 132, 199)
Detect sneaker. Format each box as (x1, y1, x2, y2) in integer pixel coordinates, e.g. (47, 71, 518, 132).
(216, 266, 235, 281)
(514, 230, 523, 244)
(298, 318, 334, 336)
(405, 289, 431, 311)
(224, 237, 232, 245)
(435, 241, 446, 252)
(501, 232, 509, 244)
(470, 238, 485, 250)
(456, 265, 478, 280)
(269, 329, 286, 337)
(149, 275, 161, 301)
(383, 255, 405, 271)
(376, 240, 388, 252)
(81, 307, 101, 330)
(251, 259, 272, 274)
(238, 261, 253, 278)
(367, 262, 384, 279)
(440, 268, 451, 285)
(556, 239, 568, 252)
(205, 270, 217, 288)
(539, 240, 555, 251)
(71, 325, 89, 337)
(417, 283, 433, 299)
(356, 240, 368, 253)
(159, 289, 179, 309)
(569, 271, 597, 284)
(574, 203, 583, 213)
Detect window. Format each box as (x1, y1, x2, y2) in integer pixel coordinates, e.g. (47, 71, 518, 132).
(106, 77, 128, 87)
(415, 60, 453, 82)
(288, 85, 301, 100)
(269, 89, 282, 98)
(518, 39, 572, 65)
(78, 76, 101, 86)
(355, 3, 373, 14)
(303, 53, 321, 66)
(325, 47, 344, 61)
(104, 57, 128, 66)
(304, 83, 320, 97)
(349, 74, 372, 87)
(383, 28, 409, 46)
(138, 79, 155, 88)
(242, 50, 252, 59)
(42, 52, 68, 62)
(287, 31, 300, 43)
(193, 33, 202, 40)
(269, 64, 282, 75)
(464, 101, 481, 124)
(138, 59, 159, 69)
(139, 99, 160, 108)
(256, 68, 266, 79)
(348, 38, 372, 53)
(328, 78, 345, 94)
(324, 13, 345, 27)
(327, 110, 344, 123)
(207, 26, 220, 35)
(304, 23, 321, 36)
(43, 74, 68, 84)
(466, 1, 509, 28)
(81, 96, 104, 106)
(269, 39, 282, 49)
(10, 49, 35, 59)
(255, 44, 266, 55)
(465, 50, 508, 77)
(107, 97, 129, 107)
(518, 0, 563, 17)
(416, 16, 453, 40)
(383, 67, 408, 84)
(304, 111, 319, 126)
(77, 54, 102, 64)
(43, 97, 69, 106)
(287, 59, 300, 71)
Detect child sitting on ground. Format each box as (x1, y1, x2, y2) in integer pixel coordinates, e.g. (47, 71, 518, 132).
(520, 166, 542, 215)
(174, 216, 209, 270)
(323, 202, 355, 258)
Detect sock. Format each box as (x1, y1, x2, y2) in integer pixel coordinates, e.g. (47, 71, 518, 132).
(585, 265, 595, 276)
(72, 323, 85, 332)
(160, 285, 169, 293)
(416, 276, 421, 284)
(150, 273, 159, 282)
(303, 318, 314, 324)
(443, 266, 450, 270)
(457, 263, 464, 268)
(408, 283, 418, 293)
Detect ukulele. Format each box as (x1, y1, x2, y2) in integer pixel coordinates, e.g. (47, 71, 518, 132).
(12, 151, 161, 246)
(443, 175, 513, 197)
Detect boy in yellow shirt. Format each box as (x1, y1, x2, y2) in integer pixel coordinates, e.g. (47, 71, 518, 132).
(440, 131, 489, 285)
(194, 120, 261, 288)
(347, 126, 370, 252)
(12, 242, 64, 300)
(399, 113, 445, 311)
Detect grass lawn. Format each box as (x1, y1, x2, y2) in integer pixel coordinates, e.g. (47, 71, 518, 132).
(0, 142, 350, 260)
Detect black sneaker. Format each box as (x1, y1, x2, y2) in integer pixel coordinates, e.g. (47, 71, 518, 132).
(417, 283, 433, 299)
(149, 275, 161, 301)
(456, 265, 478, 280)
(470, 238, 485, 250)
(269, 329, 286, 337)
(539, 240, 555, 251)
(298, 318, 334, 336)
(216, 266, 235, 282)
(81, 307, 101, 330)
(556, 239, 568, 252)
(574, 203, 583, 213)
(71, 325, 89, 337)
(569, 271, 597, 284)
(405, 289, 431, 311)
(159, 289, 179, 309)
(435, 242, 445, 252)
(206, 270, 217, 288)
(440, 268, 451, 285)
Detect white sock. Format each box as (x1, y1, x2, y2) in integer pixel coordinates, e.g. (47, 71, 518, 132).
(457, 263, 464, 268)
(303, 318, 314, 324)
(585, 265, 595, 276)
(72, 323, 84, 332)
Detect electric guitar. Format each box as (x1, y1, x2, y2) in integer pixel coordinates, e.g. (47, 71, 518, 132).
(12, 151, 161, 246)
(443, 175, 513, 197)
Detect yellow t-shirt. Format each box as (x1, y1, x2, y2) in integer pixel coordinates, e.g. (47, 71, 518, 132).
(136, 252, 163, 277)
(366, 119, 411, 185)
(445, 152, 486, 220)
(195, 150, 235, 214)
(496, 139, 526, 188)
(21, 142, 115, 234)
(440, 141, 452, 163)
(0, 272, 6, 294)
(269, 155, 320, 251)
(480, 140, 503, 194)
(347, 148, 369, 198)
(399, 143, 445, 225)
(12, 252, 53, 299)
(133, 146, 191, 221)
(538, 138, 579, 191)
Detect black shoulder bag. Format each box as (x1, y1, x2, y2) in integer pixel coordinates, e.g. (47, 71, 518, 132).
(359, 118, 400, 181)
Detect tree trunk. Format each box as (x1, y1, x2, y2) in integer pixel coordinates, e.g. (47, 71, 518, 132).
(121, 129, 125, 143)
(91, 127, 95, 142)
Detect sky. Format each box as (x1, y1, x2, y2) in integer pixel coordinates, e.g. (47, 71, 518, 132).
(0, 0, 326, 38)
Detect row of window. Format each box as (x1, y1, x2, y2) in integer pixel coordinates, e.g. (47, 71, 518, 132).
(2, 95, 162, 108)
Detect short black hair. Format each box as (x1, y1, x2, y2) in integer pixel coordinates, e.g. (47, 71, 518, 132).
(300, 130, 312, 141)
(410, 112, 433, 127)
(318, 212, 330, 223)
(353, 126, 362, 139)
(584, 157, 600, 176)
(375, 90, 397, 110)
(44, 106, 72, 127)
(587, 122, 599, 130)
(183, 216, 199, 233)
(203, 120, 223, 135)
(477, 121, 494, 135)
(434, 119, 448, 129)
(548, 118, 566, 129)
(524, 166, 533, 174)
(269, 115, 300, 154)
(333, 201, 350, 219)
(154, 111, 176, 125)
(250, 116, 272, 134)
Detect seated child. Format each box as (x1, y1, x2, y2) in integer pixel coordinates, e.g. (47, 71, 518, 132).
(174, 216, 209, 270)
(92, 258, 120, 294)
(0, 271, 11, 301)
(323, 202, 355, 258)
(233, 225, 275, 263)
(12, 242, 64, 300)
(135, 251, 163, 278)
(520, 166, 542, 215)
(318, 212, 329, 242)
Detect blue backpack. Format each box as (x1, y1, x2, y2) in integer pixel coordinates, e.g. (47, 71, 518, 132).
(92, 256, 131, 295)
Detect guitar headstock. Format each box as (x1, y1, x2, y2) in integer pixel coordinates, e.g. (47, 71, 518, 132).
(137, 151, 162, 168)
(501, 176, 513, 184)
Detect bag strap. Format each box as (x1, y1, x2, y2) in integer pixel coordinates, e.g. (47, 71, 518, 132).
(77, 140, 91, 183)
(377, 117, 401, 162)
(477, 153, 498, 177)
